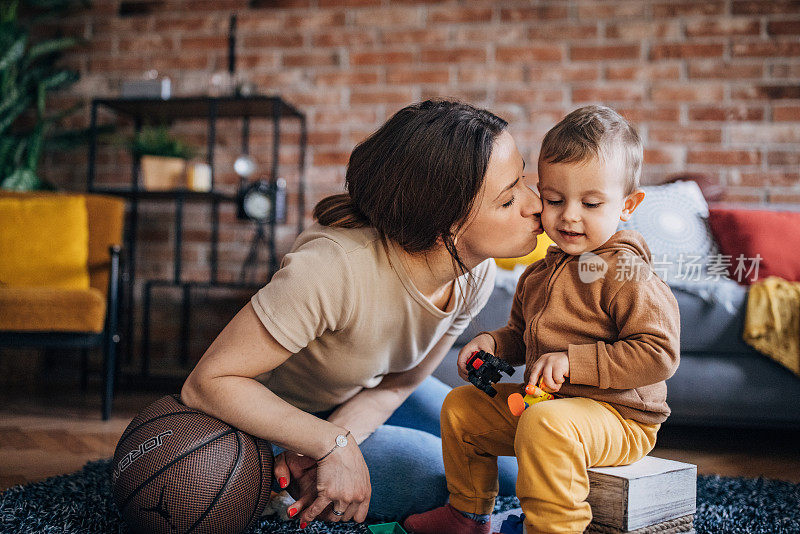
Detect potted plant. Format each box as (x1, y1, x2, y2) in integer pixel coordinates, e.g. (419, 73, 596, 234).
(0, 0, 90, 191)
(129, 125, 196, 190)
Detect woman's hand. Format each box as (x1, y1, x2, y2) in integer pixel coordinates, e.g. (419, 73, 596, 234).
(456, 333, 497, 381)
(277, 440, 371, 526)
(528, 351, 569, 392)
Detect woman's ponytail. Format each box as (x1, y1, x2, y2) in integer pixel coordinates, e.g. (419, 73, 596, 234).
(313, 193, 371, 229)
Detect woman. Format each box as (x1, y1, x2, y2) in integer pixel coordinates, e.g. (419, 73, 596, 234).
(181, 100, 543, 526)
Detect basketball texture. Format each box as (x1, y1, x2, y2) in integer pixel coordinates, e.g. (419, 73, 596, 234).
(111, 394, 273, 534)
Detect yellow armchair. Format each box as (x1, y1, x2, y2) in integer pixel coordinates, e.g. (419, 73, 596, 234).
(0, 191, 125, 420)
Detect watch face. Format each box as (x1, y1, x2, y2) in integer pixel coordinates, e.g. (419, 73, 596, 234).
(335, 434, 348, 447)
(243, 190, 271, 221)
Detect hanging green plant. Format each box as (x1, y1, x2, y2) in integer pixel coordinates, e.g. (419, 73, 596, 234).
(0, 0, 90, 191)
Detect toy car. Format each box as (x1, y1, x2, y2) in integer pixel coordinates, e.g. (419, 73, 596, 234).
(466, 350, 515, 397)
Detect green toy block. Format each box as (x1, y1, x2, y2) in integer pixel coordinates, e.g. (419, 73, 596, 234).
(367, 522, 408, 534)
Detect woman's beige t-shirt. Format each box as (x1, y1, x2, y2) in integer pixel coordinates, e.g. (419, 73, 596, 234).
(250, 223, 496, 413)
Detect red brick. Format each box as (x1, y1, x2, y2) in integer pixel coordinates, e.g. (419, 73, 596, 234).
(243, 33, 304, 48)
(500, 6, 569, 21)
(571, 44, 640, 61)
(458, 66, 526, 84)
(774, 106, 800, 121)
(719, 189, 765, 203)
(452, 26, 527, 44)
(688, 61, 763, 79)
(155, 14, 228, 33)
(768, 193, 800, 203)
(315, 71, 380, 85)
(688, 105, 765, 121)
(382, 28, 449, 45)
(286, 11, 346, 29)
(685, 18, 761, 37)
(429, 7, 492, 23)
(318, 0, 381, 6)
(768, 20, 800, 35)
(531, 65, 601, 82)
(353, 8, 423, 27)
(152, 55, 209, 71)
(351, 51, 414, 65)
(496, 45, 563, 63)
(650, 43, 725, 60)
(732, 40, 800, 57)
(653, 1, 725, 17)
(651, 83, 725, 102)
(687, 150, 761, 165)
(283, 90, 343, 107)
(179, 36, 226, 51)
(729, 124, 800, 143)
(312, 108, 378, 126)
(420, 47, 486, 63)
(732, 1, 800, 15)
(314, 29, 380, 47)
(89, 56, 147, 71)
(282, 52, 339, 67)
(530, 23, 598, 40)
(767, 151, 800, 165)
(619, 105, 681, 123)
(650, 127, 722, 144)
(606, 21, 681, 40)
(644, 147, 683, 165)
(606, 64, 681, 81)
(313, 150, 351, 166)
(731, 85, 800, 100)
(350, 88, 415, 105)
(771, 64, 800, 77)
(578, 2, 646, 19)
(572, 85, 646, 103)
(496, 88, 564, 105)
(387, 67, 450, 84)
(738, 171, 799, 186)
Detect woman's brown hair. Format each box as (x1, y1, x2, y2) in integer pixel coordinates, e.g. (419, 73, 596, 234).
(313, 100, 508, 278)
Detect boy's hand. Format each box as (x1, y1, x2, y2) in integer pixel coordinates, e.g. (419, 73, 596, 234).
(528, 351, 569, 393)
(457, 333, 496, 382)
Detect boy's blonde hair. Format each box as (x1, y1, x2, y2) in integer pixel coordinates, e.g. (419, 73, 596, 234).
(539, 105, 643, 195)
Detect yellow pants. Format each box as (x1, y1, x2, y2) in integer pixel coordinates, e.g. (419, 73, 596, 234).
(441, 383, 659, 534)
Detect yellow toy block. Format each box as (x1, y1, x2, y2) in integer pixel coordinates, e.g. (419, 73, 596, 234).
(507, 380, 555, 416)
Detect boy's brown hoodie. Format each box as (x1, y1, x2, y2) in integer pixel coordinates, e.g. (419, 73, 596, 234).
(486, 230, 681, 424)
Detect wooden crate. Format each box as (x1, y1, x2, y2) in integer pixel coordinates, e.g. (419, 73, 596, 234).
(587, 456, 696, 532)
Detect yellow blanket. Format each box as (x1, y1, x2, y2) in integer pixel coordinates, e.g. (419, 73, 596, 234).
(743, 276, 800, 377)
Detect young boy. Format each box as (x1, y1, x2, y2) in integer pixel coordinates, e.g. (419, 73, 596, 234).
(404, 105, 681, 534)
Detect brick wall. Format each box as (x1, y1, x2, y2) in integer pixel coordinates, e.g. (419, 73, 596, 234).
(34, 0, 800, 367)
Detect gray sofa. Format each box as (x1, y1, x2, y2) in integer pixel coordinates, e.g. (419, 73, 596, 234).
(433, 279, 800, 429)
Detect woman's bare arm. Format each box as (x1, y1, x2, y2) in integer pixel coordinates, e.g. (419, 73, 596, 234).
(180, 302, 348, 460)
(326, 333, 458, 443)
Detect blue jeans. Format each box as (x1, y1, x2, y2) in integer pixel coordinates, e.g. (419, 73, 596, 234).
(274, 377, 518, 521)
(357, 376, 518, 520)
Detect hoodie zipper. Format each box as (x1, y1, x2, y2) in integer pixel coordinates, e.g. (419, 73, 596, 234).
(526, 254, 572, 378)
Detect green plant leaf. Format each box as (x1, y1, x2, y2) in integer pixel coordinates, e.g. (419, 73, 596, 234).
(0, 34, 26, 71)
(25, 37, 79, 65)
(0, 167, 40, 191)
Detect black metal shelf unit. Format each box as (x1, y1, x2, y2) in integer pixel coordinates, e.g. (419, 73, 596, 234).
(87, 95, 307, 377)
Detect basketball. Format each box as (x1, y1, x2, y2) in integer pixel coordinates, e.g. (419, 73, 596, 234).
(111, 394, 274, 534)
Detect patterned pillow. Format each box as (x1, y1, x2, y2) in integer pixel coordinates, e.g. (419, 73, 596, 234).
(619, 180, 719, 281)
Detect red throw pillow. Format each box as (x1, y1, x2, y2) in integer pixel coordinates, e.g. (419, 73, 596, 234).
(708, 208, 800, 285)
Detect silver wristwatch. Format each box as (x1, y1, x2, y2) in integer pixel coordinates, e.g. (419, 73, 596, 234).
(317, 430, 351, 462)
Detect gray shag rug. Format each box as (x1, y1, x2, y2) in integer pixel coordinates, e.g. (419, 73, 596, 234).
(1, 459, 799, 533)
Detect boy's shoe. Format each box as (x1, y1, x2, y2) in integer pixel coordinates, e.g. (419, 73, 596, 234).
(403, 504, 491, 534)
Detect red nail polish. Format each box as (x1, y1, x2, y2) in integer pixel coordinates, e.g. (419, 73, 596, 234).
(279, 476, 288, 488)
(288, 508, 297, 517)
(300, 521, 308, 528)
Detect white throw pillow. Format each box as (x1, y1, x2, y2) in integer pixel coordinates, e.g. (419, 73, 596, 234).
(619, 180, 719, 281)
